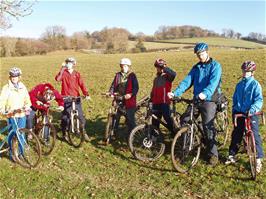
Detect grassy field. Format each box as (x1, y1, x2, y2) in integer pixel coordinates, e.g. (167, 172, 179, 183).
(158, 37, 266, 49)
(0, 48, 266, 198)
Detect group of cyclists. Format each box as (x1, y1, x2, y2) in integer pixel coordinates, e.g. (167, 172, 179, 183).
(0, 42, 263, 174)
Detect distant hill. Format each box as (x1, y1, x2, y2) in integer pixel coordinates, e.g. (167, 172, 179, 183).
(157, 37, 266, 49)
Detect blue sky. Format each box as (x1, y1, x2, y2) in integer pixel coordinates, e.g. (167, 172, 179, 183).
(2, 0, 265, 38)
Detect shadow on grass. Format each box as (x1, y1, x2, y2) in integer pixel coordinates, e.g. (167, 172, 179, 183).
(86, 115, 176, 173)
(208, 158, 258, 181)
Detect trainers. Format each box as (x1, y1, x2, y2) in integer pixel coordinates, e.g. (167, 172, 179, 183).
(63, 134, 69, 142)
(84, 133, 90, 142)
(209, 155, 219, 166)
(225, 155, 236, 165)
(256, 158, 262, 174)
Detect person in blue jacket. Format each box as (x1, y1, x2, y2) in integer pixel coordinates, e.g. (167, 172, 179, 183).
(168, 42, 222, 166)
(225, 61, 263, 173)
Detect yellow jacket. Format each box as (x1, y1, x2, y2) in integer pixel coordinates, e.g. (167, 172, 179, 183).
(0, 80, 31, 117)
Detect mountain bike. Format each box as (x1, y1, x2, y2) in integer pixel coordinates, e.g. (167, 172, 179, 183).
(34, 106, 61, 155)
(171, 98, 204, 173)
(0, 108, 41, 168)
(103, 94, 150, 145)
(63, 96, 85, 148)
(128, 97, 181, 162)
(233, 112, 265, 180)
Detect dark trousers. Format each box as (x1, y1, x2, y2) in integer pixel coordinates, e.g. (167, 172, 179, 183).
(61, 99, 86, 133)
(229, 114, 264, 159)
(114, 107, 136, 135)
(181, 101, 218, 158)
(152, 103, 174, 135)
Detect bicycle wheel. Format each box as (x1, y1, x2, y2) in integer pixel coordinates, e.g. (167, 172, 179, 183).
(104, 113, 114, 145)
(246, 133, 257, 180)
(12, 128, 41, 168)
(36, 123, 56, 155)
(135, 106, 146, 125)
(173, 112, 181, 130)
(128, 124, 165, 162)
(215, 110, 229, 148)
(171, 126, 201, 173)
(68, 116, 84, 148)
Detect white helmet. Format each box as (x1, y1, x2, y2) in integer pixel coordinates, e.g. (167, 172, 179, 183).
(120, 58, 131, 66)
(9, 67, 22, 77)
(65, 57, 76, 65)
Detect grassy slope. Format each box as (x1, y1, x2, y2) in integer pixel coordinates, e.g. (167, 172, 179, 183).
(159, 37, 266, 49)
(0, 48, 266, 198)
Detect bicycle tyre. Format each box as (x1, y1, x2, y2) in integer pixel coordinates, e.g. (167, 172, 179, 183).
(171, 126, 201, 173)
(36, 123, 56, 156)
(104, 113, 113, 145)
(128, 124, 165, 162)
(68, 116, 84, 148)
(12, 128, 41, 168)
(215, 110, 229, 148)
(247, 132, 257, 180)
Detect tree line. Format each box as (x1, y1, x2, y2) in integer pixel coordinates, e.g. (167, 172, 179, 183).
(1, 25, 265, 57)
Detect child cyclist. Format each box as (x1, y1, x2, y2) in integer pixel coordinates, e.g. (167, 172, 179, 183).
(107, 58, 139, 139)
(26, 83, 64, 142)
(55, 57, 90, 141)
(225, 61, 264, 174)
(151, 59, 176, 136)
(0, 67, 31, 157)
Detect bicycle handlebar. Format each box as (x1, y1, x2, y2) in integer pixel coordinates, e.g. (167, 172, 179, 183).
(102, 92, 124, 101)
(1, 107, 29, 118)
(234, 112, 265, 127)
(63, 96, 85, 100)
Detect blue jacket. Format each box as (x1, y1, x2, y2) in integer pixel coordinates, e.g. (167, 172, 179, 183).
(173, 58, 222, 101)
(232, 76, 263, 114)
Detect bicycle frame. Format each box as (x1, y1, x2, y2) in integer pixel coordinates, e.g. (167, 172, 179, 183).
(234, 112, 265, 148)
(144, 98, 181, 133)
(0, 117, 28, 154)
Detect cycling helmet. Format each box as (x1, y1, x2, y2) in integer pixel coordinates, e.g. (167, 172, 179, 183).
(65, 57, 76, 65)
(241, 61, 256, 72)
(9, 67, 22, 77)
(120, 58, 131, 66)
(154, 59, 166, 68)
(194, 43, 208, 53)
(43, 87, 55, 102)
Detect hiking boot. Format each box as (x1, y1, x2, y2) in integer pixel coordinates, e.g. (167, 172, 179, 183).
(225, 155, 237, 165)
(209, 155, 219, 166)
(256, 158, 262, 174)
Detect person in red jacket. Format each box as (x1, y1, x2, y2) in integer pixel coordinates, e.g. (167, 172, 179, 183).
(55, 57, 90, 141)
(107, 58, 139, 138)
(151, 59, 176, 135)
(26, 83, 64, 134)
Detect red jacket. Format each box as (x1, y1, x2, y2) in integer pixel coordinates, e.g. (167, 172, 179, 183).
(151, 67, 176, 105)
(55, 69, 89, 97)
(29, 83, 64, 112)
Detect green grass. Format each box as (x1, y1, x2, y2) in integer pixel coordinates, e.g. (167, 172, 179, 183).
(0, 48, 266, 198)
(128, 41, 186, 50)
(158, 37, 266, 49)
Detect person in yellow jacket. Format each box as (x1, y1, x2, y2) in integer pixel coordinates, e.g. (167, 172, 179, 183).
(0, 67, 31, 158)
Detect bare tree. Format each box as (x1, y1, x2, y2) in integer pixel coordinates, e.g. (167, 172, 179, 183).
(0, 0, 35, 29)
(71, 31, 92, 50)
(41, 25, 67, 51)
(0, 36, 17, 56)
(100, 27, 129, 53)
